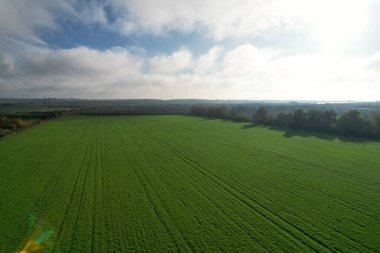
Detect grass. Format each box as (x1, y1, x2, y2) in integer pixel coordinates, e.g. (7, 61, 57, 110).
(0, 115, 379, 252)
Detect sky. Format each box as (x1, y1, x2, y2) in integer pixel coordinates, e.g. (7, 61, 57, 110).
(1, 0, 380, 100)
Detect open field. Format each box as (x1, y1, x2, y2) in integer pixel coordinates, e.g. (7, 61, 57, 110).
(0, 115, 379, 252)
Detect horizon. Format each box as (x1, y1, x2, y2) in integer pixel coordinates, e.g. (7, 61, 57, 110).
(1, 97, 380, 104)
(1, 0, 380, 100)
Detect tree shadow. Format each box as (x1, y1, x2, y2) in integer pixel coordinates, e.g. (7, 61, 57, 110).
(199, 117, 251, 124)
(280, 128, 373, 143)
(199, 117, 215, 121)
(241, 123, 258, 129)
(223, 119, 251, 124)
(243, 123, 374, 143)
(193, 116, 377, 143)
(191, 116, 217, 121)
(333, 134, 375, 143)
(282, 129, 337, 141)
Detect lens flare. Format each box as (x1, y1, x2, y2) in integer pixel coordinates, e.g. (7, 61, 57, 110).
(17, 215, 54, 253)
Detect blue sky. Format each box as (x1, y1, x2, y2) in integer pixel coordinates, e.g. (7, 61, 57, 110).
(1, 0, 380, 100)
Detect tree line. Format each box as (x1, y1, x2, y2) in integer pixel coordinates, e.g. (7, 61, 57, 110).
(0, 111, 63, 137)
(190, 105, 380, 139)
(0, 117, 27, 137)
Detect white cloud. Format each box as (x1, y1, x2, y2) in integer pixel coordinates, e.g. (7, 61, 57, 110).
(221, 45, 280, 77)
(148, 48, 193, 74)
(2, 0, 379, 50)
(0, 0, 75, 44)
(194, 46, 223, 74)
(0, 54, 15, 74)
(1, 42, 380, 100)
(0, 0, 311, 43)
(108, 0, 301, 40)
(367, 51, 380, 71)
(1, 0, 380, 100)
(0, 44, 144, 97)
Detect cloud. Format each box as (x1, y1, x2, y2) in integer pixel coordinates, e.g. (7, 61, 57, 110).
(1, 0, 379, 100)
(0, 54, 15, 74)
(1, 41, 379, 100)
(2, 0, 379, 51)
(194, 46, 224, 74)
(367, 51, 380, 71)
(221, 45, 280, 77)
(0, 0, 76, 44)
(148, 48, 193, 74)
(0, 0, 308, 43)
(0, 43, 144, 97)
(104, 0, 302, 40)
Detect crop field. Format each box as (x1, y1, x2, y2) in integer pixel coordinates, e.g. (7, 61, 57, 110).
(0, 115, 379, 252)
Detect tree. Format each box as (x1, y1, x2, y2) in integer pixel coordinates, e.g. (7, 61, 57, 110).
(0, 116, 7, 128)
(308, 109, 324, 130)
(0, 117, 15, 130)
(275, 112, 293, 127)
(374, 112, 380, 135)
(214, 105, 227, 118)
(228, 106, 247, 120)
(338, 110, 373, 137)
(235, 114, 252, 122)
(292, 109, 308, 129)
(7, 124, 16, 130)
(190, 105, 208, 116)
(253, 106, 269, 124)
(307, 109, 337, 132)
(207, 106, 216, 117)
(324, 110, 337, 131)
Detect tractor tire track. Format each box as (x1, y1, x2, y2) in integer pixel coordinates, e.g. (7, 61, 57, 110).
(144, 132, 331, 253)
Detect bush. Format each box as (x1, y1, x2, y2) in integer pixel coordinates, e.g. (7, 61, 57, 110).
(13, 118, 25, 128)
(0, 129, 11, 137)
(0, 117, 7, 128)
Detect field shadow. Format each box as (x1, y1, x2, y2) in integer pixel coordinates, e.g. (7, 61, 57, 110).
(241, 123, 258, 129)
(241, 122, 373, 143)
(282, 127, 378, 143)
(199, 117, 215, 121)
(222, 119, 251, 124)
(280, 128, 374, 143)
(195, 116, 232, 122)
(281, 129, 336, 141)
(194, 116, 376, 143)
(195, 116, 250, 124)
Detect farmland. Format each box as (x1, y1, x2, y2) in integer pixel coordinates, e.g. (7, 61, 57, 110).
(0, 115, 379, 252)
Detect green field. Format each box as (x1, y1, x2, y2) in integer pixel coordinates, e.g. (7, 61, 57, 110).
(0, 116, 379, 252)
